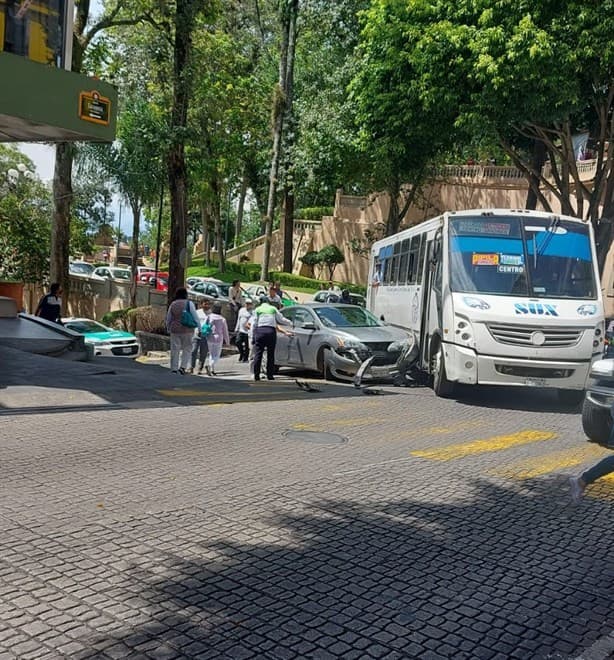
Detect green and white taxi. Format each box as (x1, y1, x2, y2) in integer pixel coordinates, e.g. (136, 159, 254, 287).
(62, 318, 140, 357)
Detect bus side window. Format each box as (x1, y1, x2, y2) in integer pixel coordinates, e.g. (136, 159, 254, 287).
(399, 239, 410, 285)
(416, 235, 426, 284)
(408, 235, 420, 284)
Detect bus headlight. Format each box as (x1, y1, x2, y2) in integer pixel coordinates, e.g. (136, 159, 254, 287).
(455, 317, 475, 346)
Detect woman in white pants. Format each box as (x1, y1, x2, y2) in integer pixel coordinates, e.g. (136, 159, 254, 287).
(166, 288, 200, 374)
(205, 303, 230, 375)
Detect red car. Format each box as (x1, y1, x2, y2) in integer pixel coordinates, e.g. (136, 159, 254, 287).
(137, 270, 169, 292)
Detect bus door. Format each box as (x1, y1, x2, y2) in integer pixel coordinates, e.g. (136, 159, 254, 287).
(419, 234, 442, 369)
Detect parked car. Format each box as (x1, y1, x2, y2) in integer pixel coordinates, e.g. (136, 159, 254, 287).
(188, 280, 246, 301)
(186, 276, 223, 288)
(274, 303, 410, 381)
(244, 284, 298, 307)
(312, 289, 366, 306)
(91, 266, 132, 281)
(62, 318, 139, 357)
(69, 261, 95, 277)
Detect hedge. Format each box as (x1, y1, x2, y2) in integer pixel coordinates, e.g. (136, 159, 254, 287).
(268, 271, 366, 296)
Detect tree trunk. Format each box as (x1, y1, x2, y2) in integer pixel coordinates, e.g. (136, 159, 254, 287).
(213, 187, 225, 273)
(282, 186, 294, 273)
(385, 180, 401, 236)
(166, 0, 198, 304)
(235, 174, 248, 245)
(525, 140, 546, 210)
(50, 142, 73, 312)
(129, 201, 141, 308)
(260, 0, 299, 282)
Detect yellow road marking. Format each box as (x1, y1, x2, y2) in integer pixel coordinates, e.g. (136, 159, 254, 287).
(489, 445, 608, 479)
(410, 429, 557, 462)
(329, 417, 388, 428)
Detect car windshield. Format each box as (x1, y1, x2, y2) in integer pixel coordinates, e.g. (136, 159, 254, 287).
(111, 269, 131, 280)
(449, 216, 597, 299)
(70, 263, 92, 273)
(314, 306, 381, 328)
(66, 320, 107, 333)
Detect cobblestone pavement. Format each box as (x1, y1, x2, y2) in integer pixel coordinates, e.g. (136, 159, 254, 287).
(0, 354, 613, 659)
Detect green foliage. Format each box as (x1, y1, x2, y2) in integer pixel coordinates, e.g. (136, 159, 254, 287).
(101, 307, 134, 331)
(317, 244, 345, 279)
(269, 271, 366, 296)
(186, 258, 261, 282)
(0, 145, 51, 283)
(299, 250, 321, 277)
(294, 207, 333, 221)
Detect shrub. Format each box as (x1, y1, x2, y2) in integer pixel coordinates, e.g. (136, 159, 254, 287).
(101, 308, 134, 331)
(294, 206, 334, 221)
(318, 244, 345, 279)
(299, 250, 322, 277)
(127, 306, 167, 334)
(268, 271, 366, 296)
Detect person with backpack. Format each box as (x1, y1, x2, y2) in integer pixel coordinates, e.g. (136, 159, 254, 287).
(189, 298, 213, 374)
(204, 302, 230, 376)
(166, 287, 200, 374)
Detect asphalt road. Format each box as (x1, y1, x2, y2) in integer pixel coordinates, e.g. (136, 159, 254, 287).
(0, 351, 612, 659)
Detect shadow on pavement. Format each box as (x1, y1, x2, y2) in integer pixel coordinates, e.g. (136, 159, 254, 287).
(0, 346, 379, 416)
(67, 477, 612, 659)
(451, 384, 583, 415)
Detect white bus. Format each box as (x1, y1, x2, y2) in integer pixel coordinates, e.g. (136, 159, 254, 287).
(367, 209, 604, 401)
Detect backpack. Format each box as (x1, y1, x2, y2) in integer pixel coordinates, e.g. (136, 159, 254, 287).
(200, 317, 213, 338)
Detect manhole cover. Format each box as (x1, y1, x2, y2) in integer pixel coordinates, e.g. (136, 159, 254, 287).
(283, 430, 348, 446)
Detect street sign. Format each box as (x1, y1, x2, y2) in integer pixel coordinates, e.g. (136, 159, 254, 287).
(79, 90, 111, 125)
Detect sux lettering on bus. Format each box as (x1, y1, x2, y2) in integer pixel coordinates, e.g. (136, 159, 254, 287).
(514, 302, 559, 316)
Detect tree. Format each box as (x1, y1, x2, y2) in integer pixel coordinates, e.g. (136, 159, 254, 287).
(318, 244, 344, 279)
(348, 222, 386, 260)
(299, 249, 321, 277)
(359, 0, 614, 266)
(350, 1, 461, 237)
(261, 0, 300, 281)
(78, 97, 165, 305)
(50, 1, 150, 310)
(0, 146, 52, 283)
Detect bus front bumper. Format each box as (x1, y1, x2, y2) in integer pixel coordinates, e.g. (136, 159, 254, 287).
(444, 343, 594, 390)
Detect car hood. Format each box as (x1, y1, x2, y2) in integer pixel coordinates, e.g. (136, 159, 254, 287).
(331, 325, 409, 344)
(82, 330, 136, 342)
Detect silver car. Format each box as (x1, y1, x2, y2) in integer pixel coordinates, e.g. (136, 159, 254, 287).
(275, 303, 411, 381)
(582, 358, 614, 444)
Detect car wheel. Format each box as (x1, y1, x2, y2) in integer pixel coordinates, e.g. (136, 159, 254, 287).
(320, 347, 334, 381)
(581, 397, 611, 445)
(556, 389, 585, 407)
(431, 342, 455, 398)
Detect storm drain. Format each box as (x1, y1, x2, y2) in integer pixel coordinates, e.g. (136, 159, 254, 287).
(283, 430, 348, 446)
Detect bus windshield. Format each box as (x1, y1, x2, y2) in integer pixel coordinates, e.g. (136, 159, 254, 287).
(449, 216, 597, 299)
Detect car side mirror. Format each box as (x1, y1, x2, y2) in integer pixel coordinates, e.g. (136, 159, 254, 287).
(302, 322, 316, 330)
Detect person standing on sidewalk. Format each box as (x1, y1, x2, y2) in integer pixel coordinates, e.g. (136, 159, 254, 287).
(166, 288, 200, 374)
(189, 299, 212, 374)
(251, 299, 293, 381)
(205, 302, 230, 375)
(234, 298, 254, 363)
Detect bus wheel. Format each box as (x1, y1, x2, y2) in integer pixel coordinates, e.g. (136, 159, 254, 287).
(557, 389, 585, 407)
(432, 343, 455, 398)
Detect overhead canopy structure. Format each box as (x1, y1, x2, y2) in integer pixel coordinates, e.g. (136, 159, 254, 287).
(0, 0, 117, 143)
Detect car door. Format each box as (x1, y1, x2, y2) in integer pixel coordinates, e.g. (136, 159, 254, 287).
(288, 307, 319, 368)
(275, 308, 296, 366)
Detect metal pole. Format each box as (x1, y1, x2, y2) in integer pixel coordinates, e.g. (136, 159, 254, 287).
(154, 185, 164, 277)
(115, 202, 122, 266)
